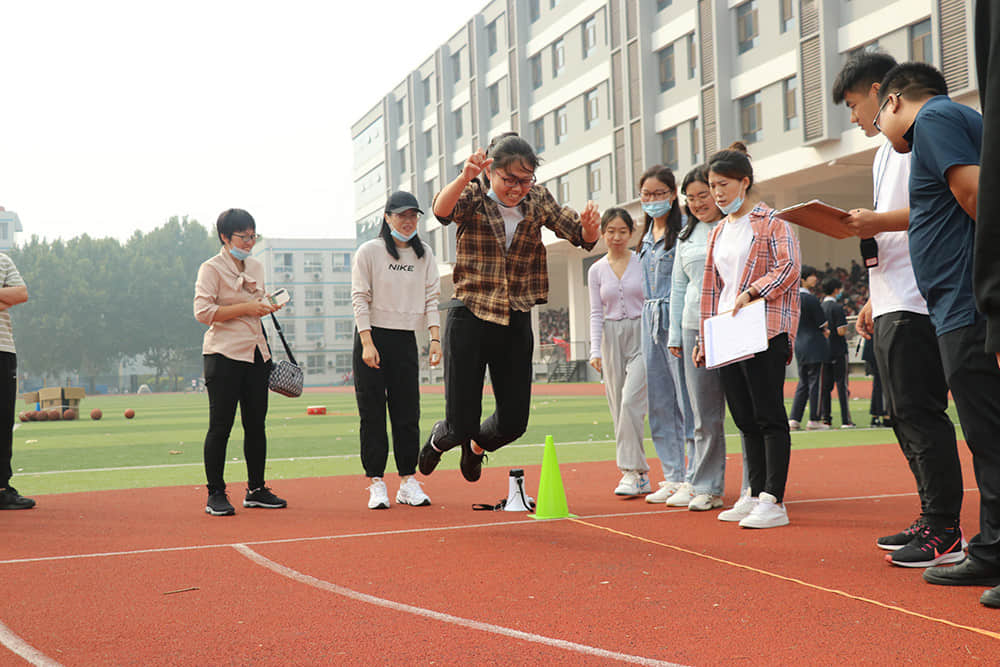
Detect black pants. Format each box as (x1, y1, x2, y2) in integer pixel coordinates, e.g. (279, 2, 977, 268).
(870, 369, 886, 417)
(719, 334, 792, 502)
(937, 319, 1000, 566)
(820, 354, 851, 425)
(203, 349, 271, 494)
(353, 327, 420, 478)
(874, 311, 962, 526)
(789, 360, 822, 422)
(436, 306, 533, 453)
(0, 352, 16, 488)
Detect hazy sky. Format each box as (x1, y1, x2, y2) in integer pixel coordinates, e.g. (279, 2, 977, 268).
(0, 0, 486, 242)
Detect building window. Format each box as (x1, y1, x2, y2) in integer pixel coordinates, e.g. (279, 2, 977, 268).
(530, 54, 543, 89)
(660, 127, 678, 170)
(451, 51, 462, 83)
(281, 320, 295, 338)
(657, 0, 672, 9)
(687, 33, 696, 79)
(336, 352, 352, 374)
(396, 98, 406, 123)
(422, 76, 431, 106)
(584, 89, 599, 130)
(488, 83, 500, 117)
(275, 253, 293, 273)
(552, 39, 565, 78)
(555, 105, 568, 144)
(333, 285, 351, 306)
(658, 45, 675, 92)
(454, 108, 464, 138)
(783, 76, 799, 131)
(550, 0, 559, 7)
(690, 118, 700, 165)
(306, 319, 324, 342)
(587, 160, 601, 199)
(307, 354, 325, 375)
(533, 118, 545, 153)
(557, 175, 570, 202)
(779, 0, 794, 33)
(486, 19, 498, 55)
(910, 19, 932, 63)
(529, 0, 541, 23)
(303, 253, 322, 274)
(335, 319, 353, 341)
(304, 287, 323, 309)
(736, 1, 758, 54)
(331, 252, 351, 272)
(424, 129, 433, 158)
(582, 16, 597, 59)
(398, 146, 407, 173)
(740, 92, 762, 143)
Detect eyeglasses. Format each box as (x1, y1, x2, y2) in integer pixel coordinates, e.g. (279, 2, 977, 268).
(873, 92, 898, 132)
(495, 171, 536, 189)
(231, 232, 260, 243)
(639, 189, 671, 201)
(685, 191, 713, 204)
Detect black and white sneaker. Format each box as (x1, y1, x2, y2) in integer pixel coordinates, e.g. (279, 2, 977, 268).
(206, 491, 235, 516)
(418, 420, 447, 476)
(0, 487, 36, 510)
(243, 487, 287, 509)
(887, 523, 965, 568)
(876, 516, 926, 551)
(459, 441, 486, 482)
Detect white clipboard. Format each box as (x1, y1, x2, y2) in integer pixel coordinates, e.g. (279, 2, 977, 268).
(703, 299, 768, 369)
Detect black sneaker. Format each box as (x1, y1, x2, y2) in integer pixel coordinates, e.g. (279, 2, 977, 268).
(205, 491, 235, 516)
(870, 417, 881, 428)
(0, 487, 36, 510)
(459, 441, 486, 482)
(244, 487, 287, 509)
(418, 420, 447, 476)
(887, 523, 965, 568)
(982, 585, 1000, 608)
(923, 555, 1000, 586)
(876, 516, 927, 551)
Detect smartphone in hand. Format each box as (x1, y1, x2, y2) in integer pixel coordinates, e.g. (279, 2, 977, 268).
(267, 288, 290, 307)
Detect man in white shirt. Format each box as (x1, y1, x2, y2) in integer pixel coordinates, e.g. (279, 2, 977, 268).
(833, 51, 963, 568)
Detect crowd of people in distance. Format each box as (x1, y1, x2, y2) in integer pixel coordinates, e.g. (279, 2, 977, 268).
(537, 307, 569, 344)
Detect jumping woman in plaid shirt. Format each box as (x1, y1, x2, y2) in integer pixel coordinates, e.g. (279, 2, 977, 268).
(695, 144, 801, 529)
(418, 133, 600, 482)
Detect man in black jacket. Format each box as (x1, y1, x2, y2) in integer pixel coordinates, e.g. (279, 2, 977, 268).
(788, 266, 829, 430)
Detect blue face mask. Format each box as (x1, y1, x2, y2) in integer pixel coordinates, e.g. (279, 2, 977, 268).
(641, 199, 672, 218)
(717, 192, 745, 216)
(488, 187, 522, 208)
(229, 246, 250, 261)
(390, 228, 417, 243)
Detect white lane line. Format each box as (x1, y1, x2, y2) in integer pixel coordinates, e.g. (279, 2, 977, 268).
(233, 543, 684, 667)
(0, 619, 61, 667)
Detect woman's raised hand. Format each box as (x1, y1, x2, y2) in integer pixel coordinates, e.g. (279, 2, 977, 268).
(462, 148, 493, 182)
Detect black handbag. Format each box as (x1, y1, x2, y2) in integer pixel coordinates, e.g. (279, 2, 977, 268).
(267, 313, 303, 397)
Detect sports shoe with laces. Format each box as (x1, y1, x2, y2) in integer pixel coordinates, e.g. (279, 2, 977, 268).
(739, 492, 789, 528)
(205, 491, 235, 516)
(645, 480, 681, 503)
(0, 487, 35, 510)
(887, 523, 965, 568)
(614, 471, 650, 496)
(666, 482, 695, 507)
(806, 420, 831, 430)
(718, 490, 756, 522)
(788, 419, 801, 431)
(396, 476, 431, 506)
(418, 421, 447, 476)
(368, 478, 390, 509)
(877, 516, 927, 551)
(244, 486, 287, 509)
(923, 555, 1000, 586)
(459, 441, 486, 482)
(688, 493, 723, 511)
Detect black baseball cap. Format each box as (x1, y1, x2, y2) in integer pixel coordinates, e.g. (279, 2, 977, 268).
(385, 191, 423, 215)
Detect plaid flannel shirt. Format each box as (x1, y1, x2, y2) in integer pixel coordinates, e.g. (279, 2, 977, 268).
(435, 179, 596, 326)
(699, 202, 801, 353)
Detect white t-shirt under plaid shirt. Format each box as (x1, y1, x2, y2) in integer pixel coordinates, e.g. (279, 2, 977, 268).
(0, 254, 25, 354)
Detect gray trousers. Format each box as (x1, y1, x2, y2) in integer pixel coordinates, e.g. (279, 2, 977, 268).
(681, 328, 727, 495)
(601, 318, 649, 472)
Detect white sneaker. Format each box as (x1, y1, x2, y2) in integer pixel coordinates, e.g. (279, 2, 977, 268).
(665, 482, 695, 507)
(395, 476, 431, 506)
(688, 493, 724, 511)
(367, 478, 390, 509)
(806, 420, 831, 430)
(614, 471, 651, 496)
(738, 491, 789, 528)
(645, 480, 682, 503)
(718, 490, 756, 522)
(788, 419, 801, 431)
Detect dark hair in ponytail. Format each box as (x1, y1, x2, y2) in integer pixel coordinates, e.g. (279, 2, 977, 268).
(638, 165, 682, 249)
(379, 218, 426, 261)
(707, 142, 754, 191)
(483, 132, 541, 189)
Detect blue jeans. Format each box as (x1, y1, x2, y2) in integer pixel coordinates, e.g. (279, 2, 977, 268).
(681, 329, 727, 495)
(642, 307, 686, 482)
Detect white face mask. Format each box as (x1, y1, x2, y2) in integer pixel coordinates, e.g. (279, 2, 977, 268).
(717, 190, 745, 216)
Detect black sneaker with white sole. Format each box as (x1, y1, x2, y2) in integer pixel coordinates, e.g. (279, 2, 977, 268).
(876, 516, 927, 551)
(244, 487, 287, 509)
(887, 523, 965, 568)
(0, 487, 35, 510)
(459, 441, 486, 482)
(206, 491, 235, 516)
(418, 420, 447, 476)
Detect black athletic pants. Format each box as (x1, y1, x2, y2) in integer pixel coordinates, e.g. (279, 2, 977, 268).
(718, 334, 792, 503)
(820, 354, 852, 425)
(789, 360, 822, 422)
(353, 327, 420, 478)
(435, 306, 533, 453)
(0, 352, 16, 488)
(203, 349, 271, 494)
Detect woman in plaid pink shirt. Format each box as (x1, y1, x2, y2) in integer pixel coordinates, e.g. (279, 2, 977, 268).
(695, 143, 801, 529)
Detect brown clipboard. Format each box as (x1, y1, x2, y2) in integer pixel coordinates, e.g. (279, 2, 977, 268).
(777, 200, 853, 239)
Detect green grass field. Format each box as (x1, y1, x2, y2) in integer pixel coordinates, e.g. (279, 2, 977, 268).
(10, 388, 963, 495)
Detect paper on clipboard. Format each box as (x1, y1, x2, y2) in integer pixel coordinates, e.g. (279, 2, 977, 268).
(703, 299, 768, 369)
(777, 200, 853, 239)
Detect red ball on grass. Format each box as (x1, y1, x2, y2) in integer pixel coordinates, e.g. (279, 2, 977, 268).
(48, 409, 61, 421)
(63, 408, 77, 420)
(90, 408, 103, 420)
(35, 410, 48, 421)
(18, 412, 28, 422)
(124, 409, 135, 419)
